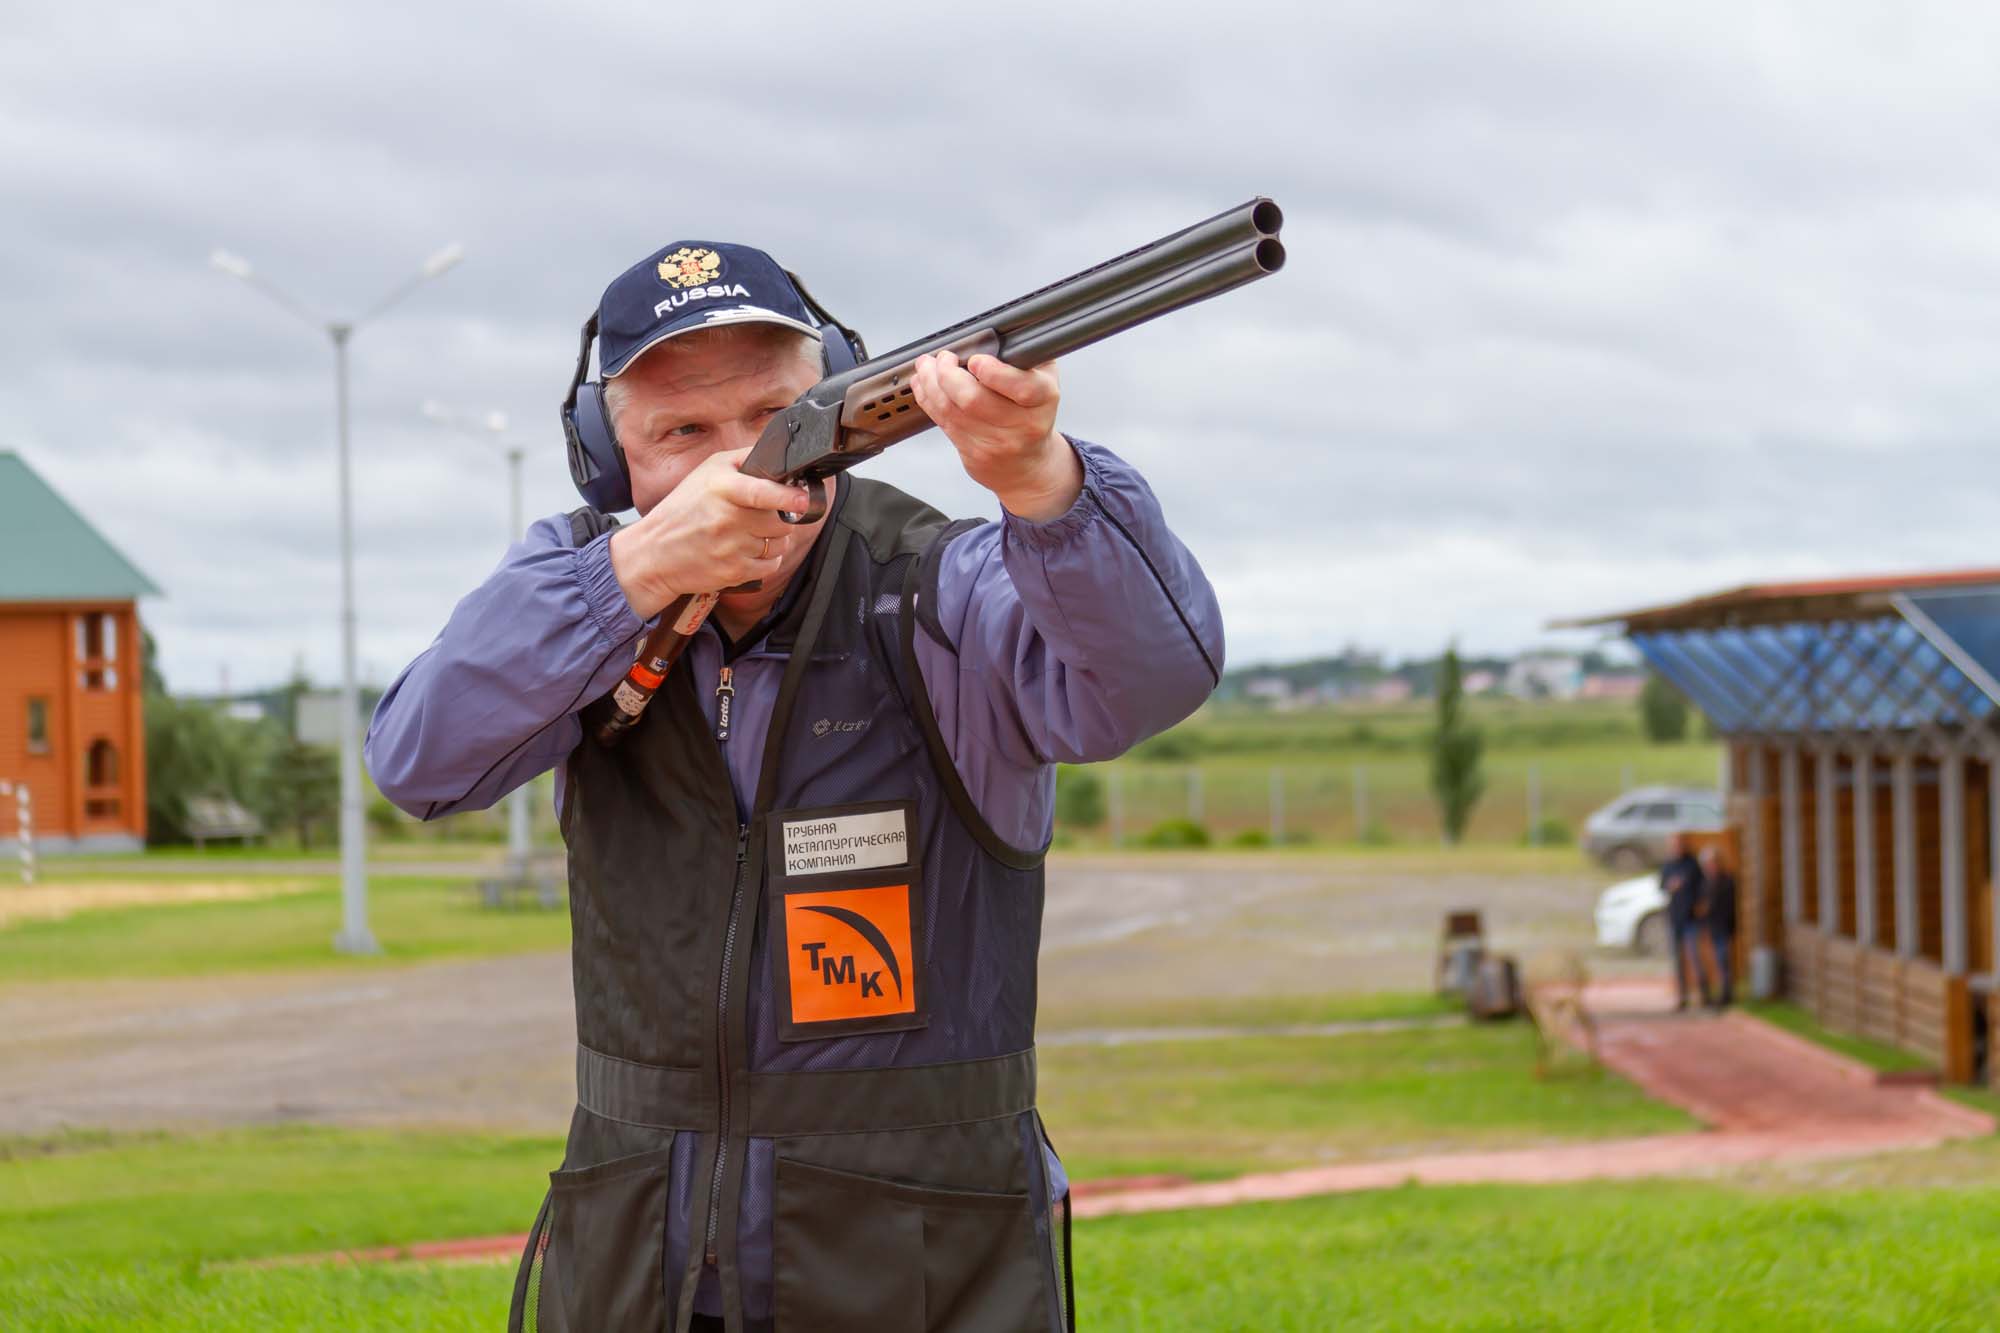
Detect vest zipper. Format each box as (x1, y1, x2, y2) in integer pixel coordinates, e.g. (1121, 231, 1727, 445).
(705, 822, 751, 1268)
(714, 666, 734, 743)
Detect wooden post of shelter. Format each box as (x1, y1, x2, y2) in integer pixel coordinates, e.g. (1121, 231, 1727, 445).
(1853, 751, 1876, 947)
(1893, 752, 1919, 959)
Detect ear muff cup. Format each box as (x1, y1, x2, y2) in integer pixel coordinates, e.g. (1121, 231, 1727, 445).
(563, 379, 633, 514)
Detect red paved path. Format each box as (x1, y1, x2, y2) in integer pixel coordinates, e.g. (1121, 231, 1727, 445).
(304, 979, 1994, 1262)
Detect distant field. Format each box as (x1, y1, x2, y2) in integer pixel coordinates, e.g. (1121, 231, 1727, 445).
(1065, 697, 1721, 847)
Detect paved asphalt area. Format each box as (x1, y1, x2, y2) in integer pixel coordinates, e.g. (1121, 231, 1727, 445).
(4, 856, 1630, 1135)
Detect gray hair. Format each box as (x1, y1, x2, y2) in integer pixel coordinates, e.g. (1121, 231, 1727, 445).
(603, 324, 820, 440)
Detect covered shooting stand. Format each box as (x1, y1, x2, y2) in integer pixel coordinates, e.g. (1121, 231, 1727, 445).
(1569, 570, 2000, 1087)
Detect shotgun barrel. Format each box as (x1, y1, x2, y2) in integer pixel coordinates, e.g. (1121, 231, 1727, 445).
(594, 198, 1285, 743)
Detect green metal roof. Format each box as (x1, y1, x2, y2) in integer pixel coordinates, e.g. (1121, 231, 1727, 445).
(0, 451, 160, 602)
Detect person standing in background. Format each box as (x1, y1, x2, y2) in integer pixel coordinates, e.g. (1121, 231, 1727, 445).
(1660, 834, 1708, 1011)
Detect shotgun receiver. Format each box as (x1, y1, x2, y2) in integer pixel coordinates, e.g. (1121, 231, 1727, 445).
(596, 197, 1285, 743)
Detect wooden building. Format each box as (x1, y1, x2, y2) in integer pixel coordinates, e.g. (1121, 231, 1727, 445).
(1572, 571, 2000, 1087)
(0, 452, 159, 853)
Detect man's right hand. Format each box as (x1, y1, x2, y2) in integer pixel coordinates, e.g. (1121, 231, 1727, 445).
(607, 447, 812, 621)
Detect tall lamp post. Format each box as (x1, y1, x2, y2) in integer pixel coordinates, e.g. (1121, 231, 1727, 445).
(210, 241, 465, 954)
(421, 400, 533, 870)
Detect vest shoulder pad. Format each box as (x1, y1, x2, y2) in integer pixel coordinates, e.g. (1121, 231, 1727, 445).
(835, 478, 953, 565)
(567, 506, 621, 548)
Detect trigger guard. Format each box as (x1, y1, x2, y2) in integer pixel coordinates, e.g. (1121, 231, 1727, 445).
(779, 477, 827, 526)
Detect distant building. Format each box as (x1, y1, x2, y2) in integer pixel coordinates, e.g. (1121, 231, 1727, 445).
(1462, 669, 1498, 695)
(1505, 651, 1583, 700)
(0, 453, 159, 853)
(1242, 675, 1294, 707)
(294, 689, 351, 747)
(1367, 677, 1413, 704)
(1580, 672, 1646, 701)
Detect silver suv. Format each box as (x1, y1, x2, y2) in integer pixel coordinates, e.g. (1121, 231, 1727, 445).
(1581, 786, 1725, 871)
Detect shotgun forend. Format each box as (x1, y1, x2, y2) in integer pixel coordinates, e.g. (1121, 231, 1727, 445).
(593, 198, 1285, 744)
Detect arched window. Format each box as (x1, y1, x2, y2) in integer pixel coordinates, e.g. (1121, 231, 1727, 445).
(87, 739, 118, 787)
(84, 739, 120, 818)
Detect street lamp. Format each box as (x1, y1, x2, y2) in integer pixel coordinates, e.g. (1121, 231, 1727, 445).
(211, 241, 465, 954)
(422, 400, 533, 871)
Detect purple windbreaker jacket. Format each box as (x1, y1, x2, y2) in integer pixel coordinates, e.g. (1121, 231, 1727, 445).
(367, 439, 1222, 849)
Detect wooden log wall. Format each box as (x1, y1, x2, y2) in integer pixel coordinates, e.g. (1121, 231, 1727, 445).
(1991, 991, 2000, 1092)
(1786, 922, 1975, 1083)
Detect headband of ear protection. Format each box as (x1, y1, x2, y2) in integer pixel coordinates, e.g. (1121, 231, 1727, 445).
(560, 271, 866, 513)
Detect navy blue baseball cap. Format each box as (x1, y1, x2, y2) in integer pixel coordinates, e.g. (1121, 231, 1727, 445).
(597, 240, 823, 378)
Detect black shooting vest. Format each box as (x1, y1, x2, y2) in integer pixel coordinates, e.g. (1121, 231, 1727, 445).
(509, 479, 1069, 1333)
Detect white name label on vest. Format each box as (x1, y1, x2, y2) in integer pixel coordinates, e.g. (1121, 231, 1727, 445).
(782, 809, 909, 876)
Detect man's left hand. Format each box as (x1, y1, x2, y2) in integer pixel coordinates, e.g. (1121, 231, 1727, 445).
(911, 350, 1082, 522)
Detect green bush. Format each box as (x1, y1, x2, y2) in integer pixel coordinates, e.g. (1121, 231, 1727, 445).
(1359, 819, 1395, 846)
(366, 796, 408, 838)
(1054, 767, 1106, 827)
(1521, 817, 1574, 846)
(1138, 818, 1211, 848)
(1640, 673, 1690, 743)
(1133, 730, 1202, 762)
(1229, 828, 1271, 848)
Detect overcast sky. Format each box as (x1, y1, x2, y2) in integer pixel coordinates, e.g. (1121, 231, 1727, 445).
(7, 1, 2000, 695)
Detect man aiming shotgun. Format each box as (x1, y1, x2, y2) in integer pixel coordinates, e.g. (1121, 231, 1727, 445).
(367, 200, 1280, 1332)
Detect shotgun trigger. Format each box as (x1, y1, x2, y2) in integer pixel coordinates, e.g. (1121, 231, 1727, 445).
(778, 476, 827, 526)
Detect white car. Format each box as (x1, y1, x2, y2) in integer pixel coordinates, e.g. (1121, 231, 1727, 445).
(1594, 872, 1670, 956)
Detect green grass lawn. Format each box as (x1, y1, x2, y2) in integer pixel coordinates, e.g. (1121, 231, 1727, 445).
(2, 1127, 556, 1332)
(0, 877, 570, 982)
(1041, 1021, 1694, 1181)
(1079, 1177, 2000, 1330)
(11, 1127, 2000, 1330)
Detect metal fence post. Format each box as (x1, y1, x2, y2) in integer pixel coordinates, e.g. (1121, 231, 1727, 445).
(1527, 762, 1543, 846)
(1269, 768, 1284, 844)
(1, 783, 30, 886)
(1352, 763, 1368, 840)
(1107, 767, 1123, 848)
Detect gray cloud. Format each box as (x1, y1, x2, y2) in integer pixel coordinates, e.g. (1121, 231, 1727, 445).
(6, 1, 2000, 695)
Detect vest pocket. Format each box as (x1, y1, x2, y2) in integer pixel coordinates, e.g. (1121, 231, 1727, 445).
(546, 1141, 677, 1332)
(774, 1156, 1046, 1333)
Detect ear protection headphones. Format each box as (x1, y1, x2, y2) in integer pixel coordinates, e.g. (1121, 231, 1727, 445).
(560, 271, 866, 513)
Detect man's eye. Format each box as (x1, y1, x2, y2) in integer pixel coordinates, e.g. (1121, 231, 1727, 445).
(665, 424, 702, 438)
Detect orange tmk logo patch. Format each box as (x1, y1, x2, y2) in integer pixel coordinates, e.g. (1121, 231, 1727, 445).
(784, 884, 917, 1025)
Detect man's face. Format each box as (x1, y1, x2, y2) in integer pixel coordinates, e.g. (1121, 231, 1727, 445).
(611, 331, 820, 514)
